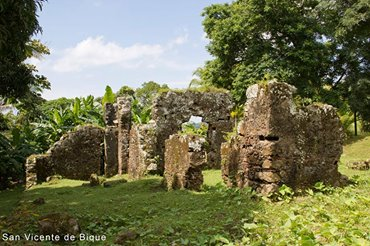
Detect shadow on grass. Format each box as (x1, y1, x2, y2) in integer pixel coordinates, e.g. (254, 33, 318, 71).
(3, 177, 264, 245)
(344, 132, 370, 145)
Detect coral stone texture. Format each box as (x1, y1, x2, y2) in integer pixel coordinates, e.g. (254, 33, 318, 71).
(104, 102, 119, 177)
(164, 134, 207, 191)
(221, 82, 345, 194)
(152, 90, 233, 172)
(117, 96, 132, 174)
(25, 125, 104, 188)
(127, 122, 157, 180)
(49, 125, 104, 180)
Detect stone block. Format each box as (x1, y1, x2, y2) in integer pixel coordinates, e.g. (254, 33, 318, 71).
(164, 134, 207, 191)
(104, 126, 118, 177)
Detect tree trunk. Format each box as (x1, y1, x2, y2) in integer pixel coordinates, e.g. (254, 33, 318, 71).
(354, 111, 358, 136)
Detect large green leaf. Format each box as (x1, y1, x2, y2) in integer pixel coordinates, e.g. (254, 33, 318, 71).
(102, 86, 116, 106)
(72, 97, 81, 116)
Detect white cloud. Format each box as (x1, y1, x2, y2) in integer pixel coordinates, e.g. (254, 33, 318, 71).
(167, 30, 189, 49)
(52, 36, 165, 72)
(171, 33, 189, 46)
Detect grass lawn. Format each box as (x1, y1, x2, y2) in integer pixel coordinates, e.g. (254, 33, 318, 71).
(0, 187, 23, 217)
(0, 133, 369, 245)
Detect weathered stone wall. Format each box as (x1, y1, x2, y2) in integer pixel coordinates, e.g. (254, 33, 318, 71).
(127, 122, 157, 180)
(152, 90, 233, 172)
(164, 134, 207, 191)
(221, 82, 345, 194)
(117, 96, 132, 174)
(104, 102, 118, 177)
(49, 125, 104, 180)
(25, 125, 104, 188)
(25, 154, 53, 189)
(104, 126, 118, 177)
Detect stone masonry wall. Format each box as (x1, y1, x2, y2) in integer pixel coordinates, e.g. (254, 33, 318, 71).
(117, 96, 132, 174)
(152, 90, 233, 173)
(49, 125, 104, 180)
(25, 154, 53, 189)
(104, 102, 118, 177)
(221, 82, 345, 194)
(25, 125, 104, 188)
(164, 134, 207, 191)
(104, 126, 118, 177)
(127, 122, 157, 180)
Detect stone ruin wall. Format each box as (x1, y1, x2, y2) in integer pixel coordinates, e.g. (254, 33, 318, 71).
(221, 82, 345, 194)
(117, 97, 132, 175)
(26, 154, 53, 189)
(164, 134, 207, 191)
(25, 91, 233, 186)
(103, 96, 132, 177)
(151, 90, 233, 173)
(26, 125, 104, 188)
(127, 122, 157, 180)
(25, 82, 345, 194)
(104, 103, 118, 177)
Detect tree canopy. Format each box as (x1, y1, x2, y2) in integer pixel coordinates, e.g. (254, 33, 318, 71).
(200, 0, 370, 107)
(135, 81, 169, 106)
(0, 0, 49, 101)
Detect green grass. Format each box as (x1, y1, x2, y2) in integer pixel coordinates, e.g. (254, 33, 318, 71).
(1, 173, 260, 245)
(0, 187, 23, 217)
(339, 132, 370, 180)
(1, 133, 369, 245)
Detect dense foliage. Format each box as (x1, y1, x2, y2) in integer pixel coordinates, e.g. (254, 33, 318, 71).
(33, 95, 104, 150)
(0, 0, 50, 189)
(200, 0, 370, 119)
(116, 82, 169, 125)
(0, 0, 50, 102)
(0, 96, 104, 189)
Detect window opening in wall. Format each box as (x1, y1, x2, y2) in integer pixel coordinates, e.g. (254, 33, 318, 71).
(180, 116, 208, 137)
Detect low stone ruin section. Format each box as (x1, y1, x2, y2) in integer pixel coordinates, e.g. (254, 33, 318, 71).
(127, 122, 157, 180)
(347, 159, 370, 170)
(25, 154, 53, 189)
(25, 126, 104, 189)
(164, 134, 207, 191)
(221, 82, 345, 194)
(152, 90, 233, 172)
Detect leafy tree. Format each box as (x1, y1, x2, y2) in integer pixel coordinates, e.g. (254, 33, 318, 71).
(131, 82, 169, 125)
(201, 0, 332, 103)
(135, 81, 169, 107)
(116, 85, 135, 97)
(200, 0, 369, 105)
(348, 79, 370, 134)
(348, 80, 370, 121)
(38, 97, 74, 113)
(33, 95, 104, 149)
(0, 0, 49, 100)
(0, 121, 42, 189)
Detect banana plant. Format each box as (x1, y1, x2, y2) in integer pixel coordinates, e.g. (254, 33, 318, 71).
(131, 98, 151, 125)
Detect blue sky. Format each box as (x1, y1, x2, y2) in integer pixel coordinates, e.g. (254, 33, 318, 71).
(30, 0, 231, 100)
